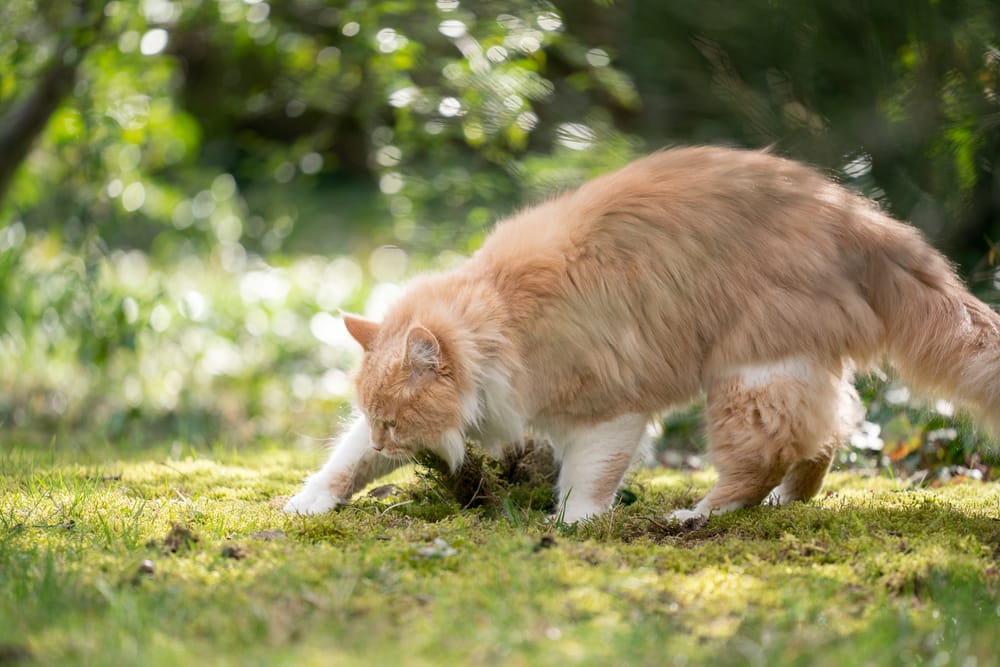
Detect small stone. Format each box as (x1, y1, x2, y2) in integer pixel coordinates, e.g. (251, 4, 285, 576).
(139, 559, 155, 575)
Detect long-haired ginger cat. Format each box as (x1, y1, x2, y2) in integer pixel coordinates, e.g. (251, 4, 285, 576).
(284, 146, 1000, 523)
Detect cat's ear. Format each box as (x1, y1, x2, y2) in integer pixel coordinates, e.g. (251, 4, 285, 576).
(404, 325, 441, 378)
(342, 312, 380, 351)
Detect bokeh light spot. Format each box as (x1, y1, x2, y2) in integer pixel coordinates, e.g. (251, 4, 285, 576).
(181, 290, 209, 322)
(369, 245, 408, 283)
(122, 297, 140, 324)
(586, 48, 610, 67)
(376, 145, 402, 167)
(379, 172, 404, 195)
(555, 122, 596, 151)
(274, 162, 295, 183)
(439, 97, 463, 117)
(388, 86, 418, 108)
(486, 45, 508, 63)
(376, 28, 407, 53)
(439, 20, 467, 38)
(121, 182, 147, 212)
(246, 3, 270, 24)
(240, 269, 290, 304)
(139, 29, 169, 56)
(536, 12, 562, 31)
(300, 152, 324, 174)
(212, 173, 237, 201)
(150, 304, 172, 332)
(118, 30, 139, 53)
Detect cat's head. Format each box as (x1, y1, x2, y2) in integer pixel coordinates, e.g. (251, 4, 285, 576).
(343, 312, 468, 470)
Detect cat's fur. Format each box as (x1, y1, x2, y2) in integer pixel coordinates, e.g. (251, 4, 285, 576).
(285, 146, 1000, 523)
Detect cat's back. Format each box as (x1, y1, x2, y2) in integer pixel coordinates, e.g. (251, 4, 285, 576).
(468, 146, 887, 416)
(476, 145, 856, 282)
(571, 145, 856, 239)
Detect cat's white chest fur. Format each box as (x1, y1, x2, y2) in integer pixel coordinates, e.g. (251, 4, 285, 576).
(462, 362, 526, 455)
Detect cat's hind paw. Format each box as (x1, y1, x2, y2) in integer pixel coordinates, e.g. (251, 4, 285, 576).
(764, 489, 791, 506)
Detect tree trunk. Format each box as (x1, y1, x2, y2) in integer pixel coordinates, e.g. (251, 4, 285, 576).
(0, 60, 79, 204)
(0, 1, 106, 206)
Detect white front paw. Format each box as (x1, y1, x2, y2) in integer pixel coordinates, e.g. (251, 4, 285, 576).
(283, 481, 347, 516)
(550, 501, 607, 525)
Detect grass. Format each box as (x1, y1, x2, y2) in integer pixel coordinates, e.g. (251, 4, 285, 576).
(2, 441, 999, 667)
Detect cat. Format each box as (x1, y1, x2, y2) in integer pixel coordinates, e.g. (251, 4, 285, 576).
(284, 145, 1000, 524)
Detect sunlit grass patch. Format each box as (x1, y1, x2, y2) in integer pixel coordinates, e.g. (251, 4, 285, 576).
(1, 445, 998, 666)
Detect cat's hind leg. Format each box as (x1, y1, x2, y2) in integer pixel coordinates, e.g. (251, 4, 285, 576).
(284, 414, 405, 515)
(553, 413, 648, 523)
(670, 359, 841, 521)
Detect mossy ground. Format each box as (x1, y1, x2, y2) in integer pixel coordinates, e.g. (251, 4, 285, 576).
(2, 441, 999, 667)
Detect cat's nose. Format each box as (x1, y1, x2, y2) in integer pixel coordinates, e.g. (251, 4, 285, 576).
(371, 440, 384, 452)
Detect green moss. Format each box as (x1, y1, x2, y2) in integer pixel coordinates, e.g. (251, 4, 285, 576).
(1, 443, 999, 666)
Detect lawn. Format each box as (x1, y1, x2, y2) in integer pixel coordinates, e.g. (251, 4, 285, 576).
(2, 441, 998, 667)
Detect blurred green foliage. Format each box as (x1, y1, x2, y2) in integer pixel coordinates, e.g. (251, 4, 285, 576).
(3, 1, 999, 257)
(0, 0, 998, 478)
(0, 225, 369, 448)
(624, 1, 1000, 271)
(1, 0, 643, 256)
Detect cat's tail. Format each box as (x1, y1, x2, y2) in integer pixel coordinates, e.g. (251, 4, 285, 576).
(865, 221, 1000, 439)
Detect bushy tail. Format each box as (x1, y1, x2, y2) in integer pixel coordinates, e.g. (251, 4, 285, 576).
(866, 223, 1000, 439)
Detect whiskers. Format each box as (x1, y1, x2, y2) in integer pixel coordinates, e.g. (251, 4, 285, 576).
(378, 447, 416, 463)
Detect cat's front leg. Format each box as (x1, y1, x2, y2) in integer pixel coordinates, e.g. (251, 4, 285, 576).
(284, 414, 401, 515)
(553, 413, 647, 523)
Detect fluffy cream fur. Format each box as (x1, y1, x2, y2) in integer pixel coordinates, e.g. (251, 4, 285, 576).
(284, 145, 1000, 523)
